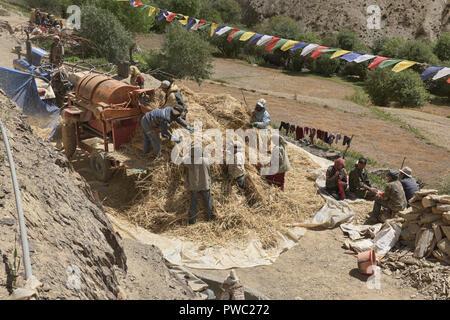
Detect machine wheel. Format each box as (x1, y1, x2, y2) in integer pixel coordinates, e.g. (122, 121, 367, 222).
(62, 122, 77, 159)
(89, 151, 114, 182)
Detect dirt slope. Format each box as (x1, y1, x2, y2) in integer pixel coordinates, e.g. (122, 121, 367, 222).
(238, 0, 450, 43)
(0, 94, 197, 300)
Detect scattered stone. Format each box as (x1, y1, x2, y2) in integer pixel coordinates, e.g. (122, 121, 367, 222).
(1, 217, 15, 227)
(437, 239, 450, 256)
(420, 214, 442, 225)
(422, 196, 436, 208)
(414, 228, 435, 258)
(441, 226, 450, 240)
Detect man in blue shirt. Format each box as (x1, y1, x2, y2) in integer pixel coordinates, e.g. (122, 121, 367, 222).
(141, 105, 194, 158)
(399, 167, 419, 207)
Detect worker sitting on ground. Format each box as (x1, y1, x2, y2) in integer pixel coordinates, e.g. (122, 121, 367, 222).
(48, 15, 58, 29)
(184, 145, 215, 225)
(264, 135, 291, 192)
(251, 99, 271, 129)
(129, 66, 145, 89)
(399, 167, 419, 207)
(50, 35, 64, 66)
(30, 9, 36, 24)
(160, 80, 188, 119)
(227, 141, 246, 190)
(326, 158, 348, 200)
(349, 157, 378, 200)
(371, 170, 407, 222)
(41, 13, 49, 27)
(141, 105, 194, 159)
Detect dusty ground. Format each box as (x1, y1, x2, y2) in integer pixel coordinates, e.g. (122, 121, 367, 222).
(189, 228, 423, 300)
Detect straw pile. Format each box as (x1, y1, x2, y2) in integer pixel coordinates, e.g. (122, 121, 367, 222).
(110, 87, 325, 249)
(399, 190, 450, 264)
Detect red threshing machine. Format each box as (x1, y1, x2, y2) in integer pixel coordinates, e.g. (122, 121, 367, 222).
(61, 73, 155, 181)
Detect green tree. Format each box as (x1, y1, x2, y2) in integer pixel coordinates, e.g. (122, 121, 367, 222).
(313, 53, 341, 77)
(434, 33, 450, 62)
(390, 70, 430, 107)
(77, 4, 132, 63)
(157, 0, 203, 17)
(161, 23, 215, 82)
(261, 15, 302, 40)
(364, 68, 394, 106)
(337, 29, 368, 52)
(211, 0, 242, 24)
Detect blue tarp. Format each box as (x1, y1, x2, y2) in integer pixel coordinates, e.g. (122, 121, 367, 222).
(31, 47, 49, 66)
(0, 66, 60, 137)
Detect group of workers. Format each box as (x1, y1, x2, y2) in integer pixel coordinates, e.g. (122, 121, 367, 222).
(30, 8, 63, 33)
(326, 157, 420, 222)
(140, 90, 289, 225)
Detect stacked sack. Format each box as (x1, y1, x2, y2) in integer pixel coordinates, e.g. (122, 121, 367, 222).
(398, 190, 450, 264)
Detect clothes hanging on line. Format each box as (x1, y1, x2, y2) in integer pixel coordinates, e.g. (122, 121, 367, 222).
(289, 124, 296, 133)
(296, 126, 304, 140)
(327, 133, 335, 145)
(336, 133, 342, 145)
(343, 135, 352, 146)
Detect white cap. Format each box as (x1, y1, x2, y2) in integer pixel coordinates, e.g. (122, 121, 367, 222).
(160, 80, 171, 89)
(256, 98, 266, 107)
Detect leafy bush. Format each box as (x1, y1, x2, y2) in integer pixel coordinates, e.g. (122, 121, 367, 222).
(434, 33, 450, 62)
(380, 38, 439, 65)
(313, 53, 341, 77)
(76, 4, 132, 63)
(364, 68, 395, 106)
(389, 70, 430, 107)
(161, 23, 215, 82)
(337, 29, 369, 52)
(372, 37, 388, 55)
(341, 62, 369, 80)
(156, 0, 203, 17)
(260, 15, 303, 40)
(365, 69, 430, 107)
(93, 0, 156, 33)
(211, 0, 242, 24)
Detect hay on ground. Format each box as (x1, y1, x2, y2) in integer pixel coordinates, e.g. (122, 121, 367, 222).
(108, 87, 325, 249)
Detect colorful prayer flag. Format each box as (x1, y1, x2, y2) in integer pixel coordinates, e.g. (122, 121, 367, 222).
(240, 32, 256, 41)
(391, 60, 418, 72)
(353, 54, 376, 63)
(265, 37, 281, 51)
(227, 28, 241, 41)
(330, 50, 351, 59)
(290, 43, 308, 51)
(256, 35, 273, 46)
(368, 56, 389, 69)
(215, 26, 232, 36)
(378, 59, 402, 69)
(248, 33, 264, 44)
(420, 66, 443, 80)
(432, 67, 450, 80)
(280, 40, 299, 51)
(311, 46, 330, 58)
(210, 23, 219, 37)
(301, 44, 319, 56)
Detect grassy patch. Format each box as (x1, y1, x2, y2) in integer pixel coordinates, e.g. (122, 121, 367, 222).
(212, 78, 229, 84)
(0, 0, 29, 15)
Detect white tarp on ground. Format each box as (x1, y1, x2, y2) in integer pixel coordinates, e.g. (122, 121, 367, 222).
(107, 143, 357, 270)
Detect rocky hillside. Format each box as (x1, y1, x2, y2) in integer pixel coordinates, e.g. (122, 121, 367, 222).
(238, 0, 450, 44)
(0, 93, 196, 300)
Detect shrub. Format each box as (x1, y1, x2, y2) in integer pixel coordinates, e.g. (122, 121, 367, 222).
(76, 4, 132, 63)
(389, 70, 430, 107)
(364, 68, 394, 106)
(434, 33, 450, 62)
(157, 0, 203, 17)
(261, 15, 303, 40)
(94, 0, 156, 33)
(161, 23, 215, 82)
(211, 0, 242, 24)
(372, 37, 388, 55)
(341, 62, 369, 80)
(337, 29, 368, 52)
(380, 38, 439, 65)
(365, 68, 430, 107)
(313, 53, 341, 77)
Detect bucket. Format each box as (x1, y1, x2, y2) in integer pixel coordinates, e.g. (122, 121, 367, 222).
(357, 249, 377, 275)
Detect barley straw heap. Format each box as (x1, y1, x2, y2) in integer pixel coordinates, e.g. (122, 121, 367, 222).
(109, 87, 326, 249)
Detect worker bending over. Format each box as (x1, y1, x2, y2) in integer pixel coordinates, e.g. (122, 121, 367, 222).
(130, 66, 145, 89)
(227, 141, 246, 190)
(141, 105, 194, 159)
(264, 135, 291, 192)
(251, 99, 271, 129)
(160, 81, 188, 119)
(184, 146, 215, 225)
